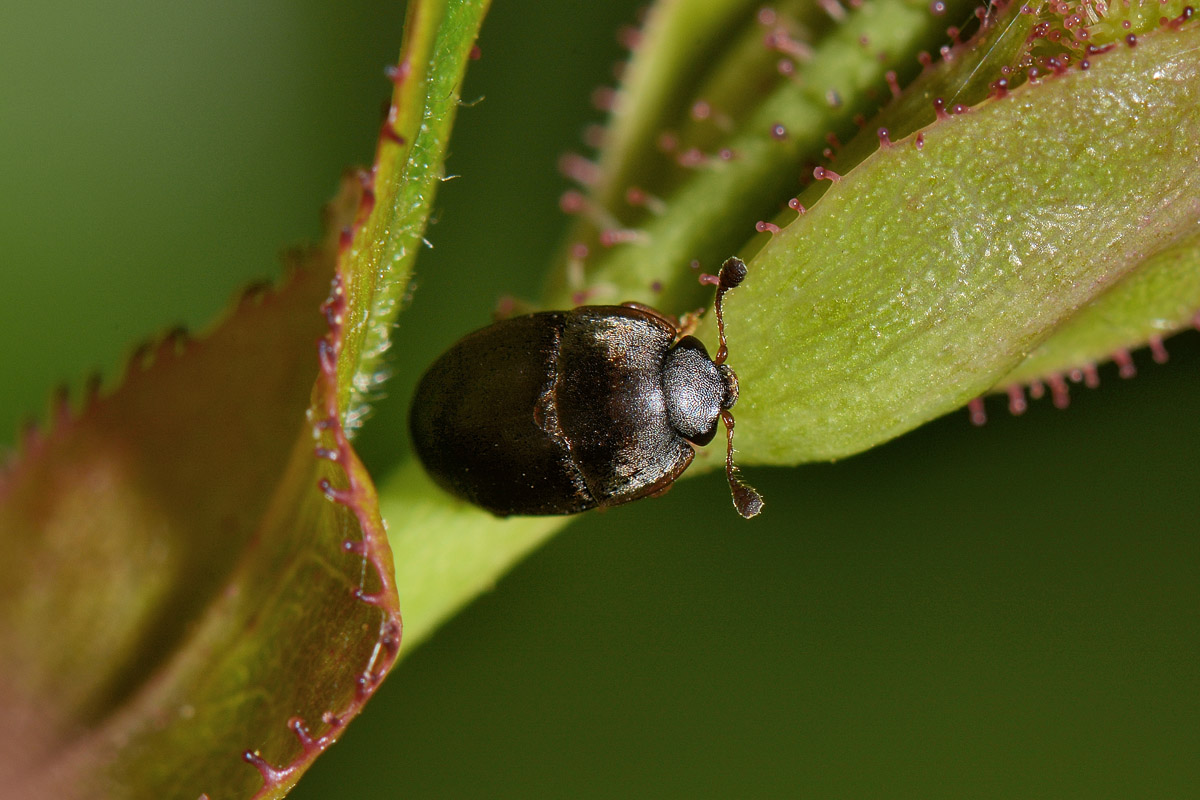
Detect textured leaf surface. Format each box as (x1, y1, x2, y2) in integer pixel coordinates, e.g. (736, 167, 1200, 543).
(0, 226, 362, 799)
(0, 0, 489, 795)
(1003, 230, 1200, 386)
(722, 22, 1200, 462)
(372, 4, 1200, 650)
(582, 0, 763, 213)
(340, 0, 492, 421)
(546, 0, 977, 309)
(374, 0, 991, 648)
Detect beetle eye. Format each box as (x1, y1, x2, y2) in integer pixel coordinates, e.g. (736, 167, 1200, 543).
(718, 364, 738, 410)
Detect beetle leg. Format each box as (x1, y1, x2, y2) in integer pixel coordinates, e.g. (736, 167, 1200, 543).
(645, 480, 676, 499)
(620, 301, 680, 330)
(676, 308, 705, 338)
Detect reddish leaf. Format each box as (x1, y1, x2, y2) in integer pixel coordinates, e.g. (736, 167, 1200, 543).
(0, 178, 397, 799)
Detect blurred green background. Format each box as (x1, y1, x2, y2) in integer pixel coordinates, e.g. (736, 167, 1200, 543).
(2, 1, 1198, 797)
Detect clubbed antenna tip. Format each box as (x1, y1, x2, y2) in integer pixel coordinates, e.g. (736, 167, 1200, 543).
(719, 255, 747, 290)
(721, 409, 764, 519)
(708, 256, 747, 366)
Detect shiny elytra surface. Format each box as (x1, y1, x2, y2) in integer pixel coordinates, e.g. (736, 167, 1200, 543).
(409, 306, 698, 516)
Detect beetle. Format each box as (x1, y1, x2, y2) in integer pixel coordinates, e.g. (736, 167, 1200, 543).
(409, 256, 763, 518)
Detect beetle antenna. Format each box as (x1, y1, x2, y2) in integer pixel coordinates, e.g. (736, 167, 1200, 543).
(710, 256, 746, 365)
(704, 256, 761, 517)
(721, 409, 763, 518)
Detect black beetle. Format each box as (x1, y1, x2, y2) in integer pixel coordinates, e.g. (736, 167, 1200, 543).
(409, 256, 763, 518)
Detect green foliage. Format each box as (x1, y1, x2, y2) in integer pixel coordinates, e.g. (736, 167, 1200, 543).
(379, 0, 1200, 650)
(2, 0, 1199, 797)
(0, 0, 487, 796)
(729, 24, 1200, 461)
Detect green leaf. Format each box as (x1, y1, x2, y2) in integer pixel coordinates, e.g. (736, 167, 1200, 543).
(341, 0, 493, 422)
(722, 21, 1200, 463)
(373, 4, 1200, 651)
(372, 0, 983, 645)
(7, 1, 1198, 796)
(0, 223, 367, 799)
(580, 0, 764, 214)
(0, 0, 489, 796)
(380, 462, 565, 649)
(1003, 230, 1200, 387)
(545, 0, 976, 310)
